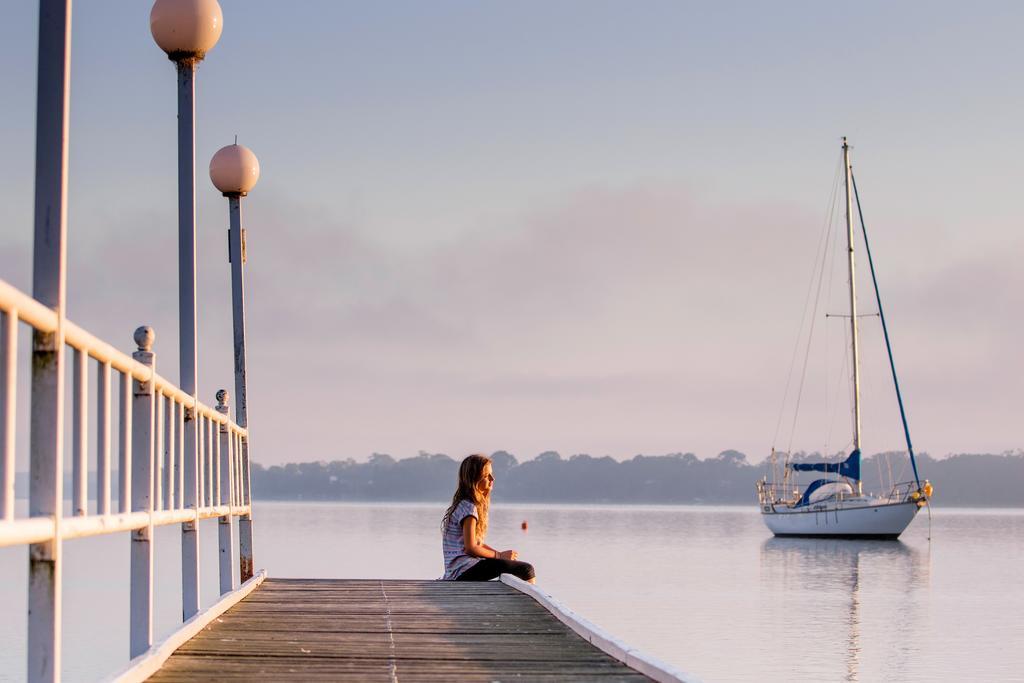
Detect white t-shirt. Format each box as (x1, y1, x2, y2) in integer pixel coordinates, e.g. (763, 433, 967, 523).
(441, 499, 482, 580)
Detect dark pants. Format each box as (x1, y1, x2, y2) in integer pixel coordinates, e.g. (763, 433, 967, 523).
(456, 558, 535, 582)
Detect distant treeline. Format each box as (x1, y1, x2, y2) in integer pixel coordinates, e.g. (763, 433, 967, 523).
(251, 450, 1024, 507)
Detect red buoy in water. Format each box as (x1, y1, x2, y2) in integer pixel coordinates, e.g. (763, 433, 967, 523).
(521, 520, 528, 531)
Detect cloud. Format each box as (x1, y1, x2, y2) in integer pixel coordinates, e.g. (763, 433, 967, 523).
(243, 184, 815, 355)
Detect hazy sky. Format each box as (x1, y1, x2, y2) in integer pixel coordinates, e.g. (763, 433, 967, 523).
(1, 2, 1021, 467)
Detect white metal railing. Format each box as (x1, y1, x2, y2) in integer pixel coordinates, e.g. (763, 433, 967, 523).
(11, 2, 263, 679)
(0, 276, 255, 670)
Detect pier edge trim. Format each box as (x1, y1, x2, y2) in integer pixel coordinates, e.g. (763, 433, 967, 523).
(103, 569, 267, 683)
(499, 573, 703, 683)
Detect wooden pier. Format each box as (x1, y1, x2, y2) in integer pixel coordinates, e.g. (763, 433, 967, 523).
(145, 578, 654, 682)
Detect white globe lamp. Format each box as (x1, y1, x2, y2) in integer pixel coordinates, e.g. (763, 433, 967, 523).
(150, 0, 223, 63)
(210, 144, 261, 197)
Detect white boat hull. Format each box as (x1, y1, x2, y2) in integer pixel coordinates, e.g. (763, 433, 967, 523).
(761, 500, 920, 539)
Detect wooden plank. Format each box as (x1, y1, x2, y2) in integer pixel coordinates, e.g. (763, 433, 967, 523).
(147, 579, 652, 682)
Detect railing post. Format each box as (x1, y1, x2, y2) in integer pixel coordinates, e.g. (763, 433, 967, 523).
(205, 415, 214, 507)
(119, 371, 132, 513)
(239, 435, 254, 581)
(72, 347, 87, 516)
(195, 414, 202, 509)
(154, 391, 164, 511)
(28, 1, 71, 680)
(176, 401, 185, 509)
(130, 326, 156, 657)
(216, 390, 236, 594)
(97, 360, 111, 515)
(0, 310, 17, 521)
(163, 395, 175, 510)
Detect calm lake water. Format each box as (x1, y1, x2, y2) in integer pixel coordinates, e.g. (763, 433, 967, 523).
(1, 502, 1022, 682)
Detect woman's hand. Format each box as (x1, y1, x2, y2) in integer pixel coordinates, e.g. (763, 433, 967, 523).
(497, 550, 518, 561)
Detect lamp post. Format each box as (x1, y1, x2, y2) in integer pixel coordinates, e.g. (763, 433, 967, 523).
(150, 0, 223, 621)
(28, 2, 72, 679)
(209, 142, 259, 581)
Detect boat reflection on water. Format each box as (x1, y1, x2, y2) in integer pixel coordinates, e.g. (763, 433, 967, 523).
(759, 538, 930, 682)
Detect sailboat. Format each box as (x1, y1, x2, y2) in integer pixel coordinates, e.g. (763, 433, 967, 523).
(756, 138, 933, 539)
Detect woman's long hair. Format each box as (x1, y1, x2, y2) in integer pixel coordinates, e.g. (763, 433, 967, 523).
(442, 454, 491, 541)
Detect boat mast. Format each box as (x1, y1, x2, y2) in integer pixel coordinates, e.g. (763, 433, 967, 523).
(843, 137, 863, 494)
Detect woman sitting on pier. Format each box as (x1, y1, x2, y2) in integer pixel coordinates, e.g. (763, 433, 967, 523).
(441, 454, 536, 583)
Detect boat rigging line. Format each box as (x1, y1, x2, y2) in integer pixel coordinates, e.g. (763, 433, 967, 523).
(773, 151, 845, 463)
(850, 169, 922, 490)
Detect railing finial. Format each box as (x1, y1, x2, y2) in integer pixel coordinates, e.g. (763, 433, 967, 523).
(134, 325, 155, 352)
(216, 389, 229, 413)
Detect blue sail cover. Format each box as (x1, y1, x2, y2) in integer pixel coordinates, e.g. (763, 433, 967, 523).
(790, 449, 861, 481)
(794, 479, 834, 508)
